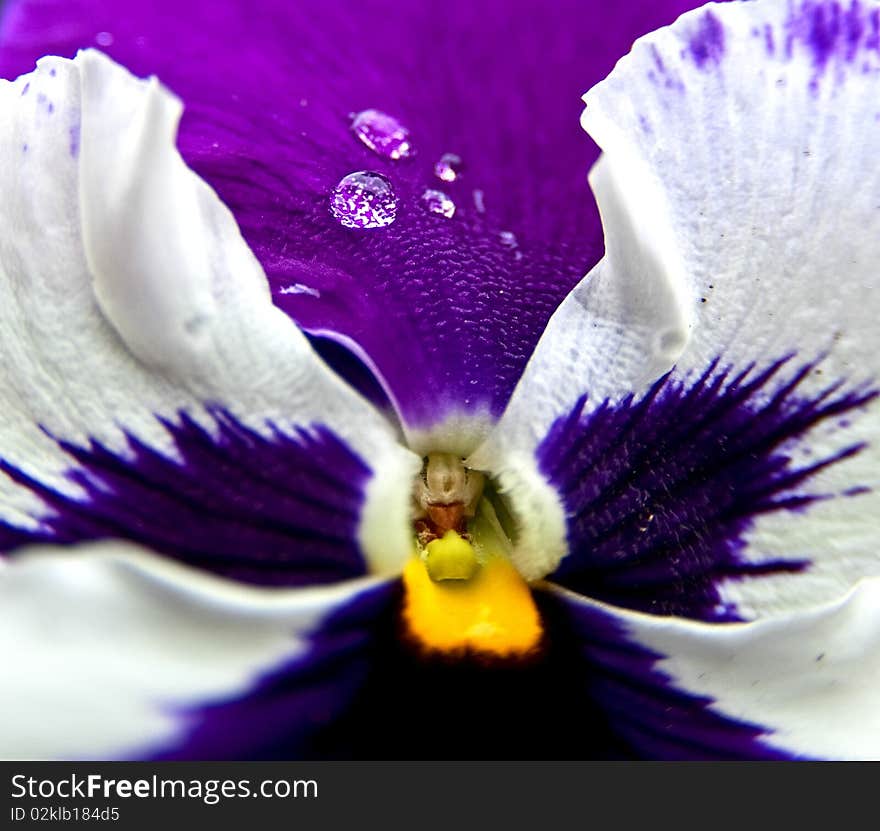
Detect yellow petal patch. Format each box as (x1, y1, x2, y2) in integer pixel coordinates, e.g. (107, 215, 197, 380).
(402, 528, 543, 657)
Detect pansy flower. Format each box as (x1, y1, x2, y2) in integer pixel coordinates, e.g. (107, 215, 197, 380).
(1, 0, 879, 760)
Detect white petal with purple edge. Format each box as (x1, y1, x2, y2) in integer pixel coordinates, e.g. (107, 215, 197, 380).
(551, 576, 880, 760)
(474, 0, 880, 609)
(0, 51, 420, 574)
(0, 541, 389, 759)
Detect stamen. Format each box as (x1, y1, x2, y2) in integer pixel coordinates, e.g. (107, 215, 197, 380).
(412, 453, 484, 547)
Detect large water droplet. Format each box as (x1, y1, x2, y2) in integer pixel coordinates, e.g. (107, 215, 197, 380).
(434, 152, 463, 182)
(420, 189, 456, 219)
(349, 109, 413, 160)
(330, 171, 398, 229)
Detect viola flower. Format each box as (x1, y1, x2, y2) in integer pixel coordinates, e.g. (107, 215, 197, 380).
(1, 0, 879, 760)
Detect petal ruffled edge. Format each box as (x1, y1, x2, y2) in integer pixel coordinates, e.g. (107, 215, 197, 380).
(0, 540, 393, 760)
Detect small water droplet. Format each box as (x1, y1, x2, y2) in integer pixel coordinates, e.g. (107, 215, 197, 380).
(95, 31, 114, 47)
(299, 98, 308, 107)
(500, 230, 523, 260)
(420, 189, 455, 219)
(279, 283, 321, 298)
(434, 152, 463, 182)
(473, 189, 486, 214)
(656, 328, 686, 356)
(330, 171, 398, 229)
(349, 109, 413, 159)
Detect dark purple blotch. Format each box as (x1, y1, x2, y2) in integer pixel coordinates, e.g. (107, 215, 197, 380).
(156, 581, 792, 760)
(540, 356, 877, 621)
(0, 411, 374, 587)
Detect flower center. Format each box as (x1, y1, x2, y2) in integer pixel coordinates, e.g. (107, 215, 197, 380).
(402, 453, 543, 657)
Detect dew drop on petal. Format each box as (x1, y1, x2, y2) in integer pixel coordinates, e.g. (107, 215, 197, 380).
(349, 109, 413, 160)
(420, 188, 456, 219)
(95, 31, 114, 46)
(500, 230, 523, 260)
(434, 152, 463, 182)
(330, 171, 398, 229)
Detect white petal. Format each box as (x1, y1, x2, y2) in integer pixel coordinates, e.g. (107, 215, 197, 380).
(552, 576, 880, 760)
(0, 540, 389, 759)
(475, 0, 880, 607)
(0, 51, 419, 573)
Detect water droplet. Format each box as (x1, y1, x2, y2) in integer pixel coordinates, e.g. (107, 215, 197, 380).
(330, 171, 398, 229)
(420, 189, 455, 219)
(473, 189, 486, 214)
(434, 152, 463, 182)
(279, 283, 321, 298)
(349, 109, 413, 160)
(656, 327, 686, 357)
(95, 31, 114, 47)
(500, 230, 523, 260)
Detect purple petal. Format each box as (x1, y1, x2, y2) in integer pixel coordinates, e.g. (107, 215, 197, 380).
(0, 0, 709, 435)
(539, 356, 877, 621)
(0, 412, 375, 586)
(156, 582, 789, 759)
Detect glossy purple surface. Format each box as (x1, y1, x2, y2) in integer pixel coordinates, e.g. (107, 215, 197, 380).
(0, 0, 707, 431)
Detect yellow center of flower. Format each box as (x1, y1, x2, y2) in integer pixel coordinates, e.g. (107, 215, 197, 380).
(402, 499, 543, 657)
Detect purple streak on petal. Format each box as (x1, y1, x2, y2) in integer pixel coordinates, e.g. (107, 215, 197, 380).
(686, 9, 726, 68)
(781, 0, 880, 85)
(154, 583, 790, 759)
(867, 7, 880, 50)
(0, 412, 374, 586)
(765, 23, 777, 55)
(0, 0, 710, 430)
(537, 356, 878, 621)
(68, 121, 80, 157)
